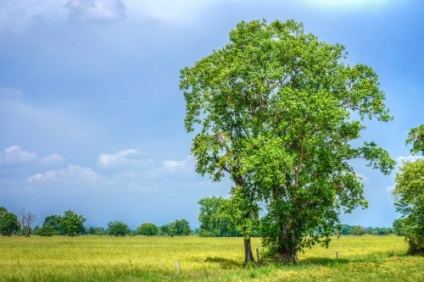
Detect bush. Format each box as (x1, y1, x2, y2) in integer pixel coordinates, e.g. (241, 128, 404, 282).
(107, 220, 130, 236)
(37, 225, 59, 236)
(136, 223, 158, 236)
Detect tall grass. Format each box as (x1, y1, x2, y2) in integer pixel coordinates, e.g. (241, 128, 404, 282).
(0, 235, 422, 281)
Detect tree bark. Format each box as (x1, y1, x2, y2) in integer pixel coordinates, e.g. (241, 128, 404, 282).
(275, 225, 298, 264)
(244, 237, 255, 264)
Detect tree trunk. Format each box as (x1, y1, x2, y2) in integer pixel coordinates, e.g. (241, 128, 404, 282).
(275, 225, 298, 264)
(244, 236, 255, 264)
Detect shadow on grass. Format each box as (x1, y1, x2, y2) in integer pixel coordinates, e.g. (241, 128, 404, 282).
(205, 257, 242, 269)
(300, 257, 349, 266)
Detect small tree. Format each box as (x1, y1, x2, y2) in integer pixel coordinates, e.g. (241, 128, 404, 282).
(198, 196, 242, 237)
(108, 220, 130, 236)
(173, 219, 191, 236)
(59, 210, 86, 237)
(137, 223, 159, 236)
(19, 208, 37, 237)
(0, 207, 20, 237)
(353, 226, 366, 236)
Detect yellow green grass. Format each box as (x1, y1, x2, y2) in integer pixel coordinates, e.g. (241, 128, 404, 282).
(0, 235, 423, 281)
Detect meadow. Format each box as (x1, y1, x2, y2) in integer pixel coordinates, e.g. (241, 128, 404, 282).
(0, 235, 423, 281)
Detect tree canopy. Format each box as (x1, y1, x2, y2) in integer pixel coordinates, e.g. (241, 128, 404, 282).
(136, 223, 159, 236)
(107, 220, 130, 236)
(394, 133, 424, 254)
(0, 207, 20, 237)
(406, 124, 424, 155)
(38, 214, 66, 236)
(198, 196, 242, 237)
(180, 19, 395, 263)
(60, 210, 86, 237)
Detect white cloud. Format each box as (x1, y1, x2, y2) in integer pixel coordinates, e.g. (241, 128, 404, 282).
(0, 145, 63, 166)
(300, 0, 403, 9)
(396, 155, 423, 167)
(125, 0, 231, 23)
(0, 145, 37, 164)
(148, 155, 196, 177)
(97, 149, 152, 169)
(40, 153, 64, 165)
(66, 0, 126, 23)
(300, 0, 409, 10)
(28, 165, 100, 183)
(0, 0, 66, 33)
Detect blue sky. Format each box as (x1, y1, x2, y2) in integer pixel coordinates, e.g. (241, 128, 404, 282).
(0, 0, 423, 229)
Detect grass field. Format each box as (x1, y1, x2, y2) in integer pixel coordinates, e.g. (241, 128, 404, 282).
(0, 235, 423, 281)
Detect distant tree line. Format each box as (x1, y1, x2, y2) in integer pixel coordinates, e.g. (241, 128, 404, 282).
(197, 197, 398, 237)
(0, 206, 193, 237)
(339, 224, 394, 236)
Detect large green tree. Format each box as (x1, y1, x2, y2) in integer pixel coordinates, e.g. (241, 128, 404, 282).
(180, 19, 395, 263)
(0, 207, 20, 237)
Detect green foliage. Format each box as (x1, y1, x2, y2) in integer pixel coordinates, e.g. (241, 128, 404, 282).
(159, 219, 192, 236)
(339, 224, 392, 235)
(353, 226, 366, 236)
(223, 186, 260, 239)
(43, 215, 66, 235)
(180, 19, 395, 263)
(136, 223, 159, 236)
(37, 225, 60, 236)
(107, 220, 130, 236)
(394, 157, 424, 254)
(159, 223, 174, 236)
(87, 226, 106, 235)
(198, 196, 242, 237)
(59, 210, 86, 237)
(406, 124, 424, 155)
(393, 218, 405, 236)
(0, 207, 7, 217)
(173, 219, 191, 235)
(0, 207, 20, 237)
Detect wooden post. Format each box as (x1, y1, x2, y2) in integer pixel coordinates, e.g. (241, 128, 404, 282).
(256, 248, 259, 262)
(389, 249, 393, 256)
(336, 252, 339, 260)
(175, 261, 179, 276)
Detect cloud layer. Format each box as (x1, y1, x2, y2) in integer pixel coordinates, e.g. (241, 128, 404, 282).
(97, 149, 151, 169)
(0, 145, 62, 166)
(66, 0, 126, 23)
